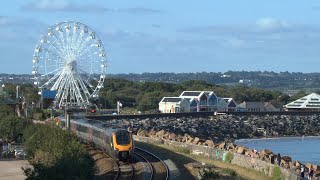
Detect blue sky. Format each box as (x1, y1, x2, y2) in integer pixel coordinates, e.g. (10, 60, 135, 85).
(1, 0, 320, 74)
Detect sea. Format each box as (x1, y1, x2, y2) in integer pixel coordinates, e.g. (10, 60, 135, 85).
(235, 136, 320, 165)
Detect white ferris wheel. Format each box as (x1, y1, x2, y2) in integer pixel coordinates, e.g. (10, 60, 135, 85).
(32, 21, 107, 108)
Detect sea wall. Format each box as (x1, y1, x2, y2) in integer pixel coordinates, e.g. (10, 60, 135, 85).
(134, 135, 304, 180)
(93, 113, 320, 145)
(125, 113, 320, 143)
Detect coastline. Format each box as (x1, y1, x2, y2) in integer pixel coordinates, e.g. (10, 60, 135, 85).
(134, 135, 305, 180)
(235, 136, 320, 165)
(235, 135, 320, 142)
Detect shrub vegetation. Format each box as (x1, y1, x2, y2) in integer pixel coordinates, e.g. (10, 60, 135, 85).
(23, 124, 96, 179)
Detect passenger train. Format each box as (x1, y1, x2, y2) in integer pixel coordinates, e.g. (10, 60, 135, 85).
(58, 115, 134, 161)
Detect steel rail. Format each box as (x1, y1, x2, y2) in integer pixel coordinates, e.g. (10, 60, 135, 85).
(135, 147, 169, 180)
(134, 151, 154, 180)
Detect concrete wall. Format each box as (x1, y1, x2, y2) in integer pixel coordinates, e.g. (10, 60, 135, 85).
(159, 101, 176, 113)
(232, 154, 303, 180)
(134, 135, 304, 180)
(159, 100, 190, 113)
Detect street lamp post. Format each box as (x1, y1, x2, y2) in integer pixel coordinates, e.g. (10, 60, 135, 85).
(65, 108, 70, 132)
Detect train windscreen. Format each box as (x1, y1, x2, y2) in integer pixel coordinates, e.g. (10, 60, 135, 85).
(115, 130, 130, 145)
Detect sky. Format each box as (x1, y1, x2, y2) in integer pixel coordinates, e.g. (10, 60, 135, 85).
(1, 0, 320, 74)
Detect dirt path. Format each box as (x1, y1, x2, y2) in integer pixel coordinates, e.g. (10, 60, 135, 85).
(0, 159, 29, 180)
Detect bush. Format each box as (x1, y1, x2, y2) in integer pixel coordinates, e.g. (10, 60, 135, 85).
(0, 115, 28, 142)
(224, 152, 234, 163)
(272, 166, 284, 180)
(222, 168, 237, 176)
(201, 170, 221, 179)
(0, 104, 14, 117)
(33, 113, 43, 120)
(23, 124, 96, 179)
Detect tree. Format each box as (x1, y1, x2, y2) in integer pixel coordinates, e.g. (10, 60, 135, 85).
(290, 91, 307, 102)
(0, 104, 14, 117)
(0, 115, 27, 142)
(23, 124, 96, 179)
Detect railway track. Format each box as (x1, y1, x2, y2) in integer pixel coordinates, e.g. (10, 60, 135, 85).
(88, 145, 134, 180)
(134, 147, 169, 180)
(116, 161, 134, 180)
(89, 146, 134, 180)
(85, 145, 169, 180)
(85, 145, 118, 180)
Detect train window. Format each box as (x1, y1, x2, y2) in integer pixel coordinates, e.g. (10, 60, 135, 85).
(115, 130, 130, 145)
(106, 133, 110, 144)
(110, 136, 113, 147)
(77, 124, 88, 132)
(92, 129, 101, 138)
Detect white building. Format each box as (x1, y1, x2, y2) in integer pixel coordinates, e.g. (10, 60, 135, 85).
(158, 97, 190, 113)
(217, 97, 228, 111)
(223, 98, 238, 111)
(158, 91, 239, 113)
(237, 101, 281, 112)
(179, 91, 218, 112)
(284, 93, 320, 110)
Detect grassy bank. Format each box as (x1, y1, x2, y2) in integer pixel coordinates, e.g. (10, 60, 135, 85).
(136, 141, 271, 180)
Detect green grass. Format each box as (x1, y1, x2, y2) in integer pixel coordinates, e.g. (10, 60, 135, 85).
(225, 152, 234, 163)
(167, 145, 191, 154)
(272, 166, 284, 180)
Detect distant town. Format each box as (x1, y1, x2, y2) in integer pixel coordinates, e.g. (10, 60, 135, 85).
(2, 71, 320, 96)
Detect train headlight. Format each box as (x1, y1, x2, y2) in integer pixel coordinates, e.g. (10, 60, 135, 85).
(129, 147, 133, 154)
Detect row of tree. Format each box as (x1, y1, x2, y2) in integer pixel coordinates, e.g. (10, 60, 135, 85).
(99, 78, 307, 112)
(1, 78, 308, 113)
(108, 71, 320, 90)
(3, 71, 320, 91)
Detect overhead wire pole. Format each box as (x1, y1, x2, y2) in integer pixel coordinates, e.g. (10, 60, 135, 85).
(65, 107, 70, 132)
(117, 101, 122, 115)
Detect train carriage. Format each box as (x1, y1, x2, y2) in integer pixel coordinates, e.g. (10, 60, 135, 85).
(58, 115, 134, 161)
(106, 127, 134, 161)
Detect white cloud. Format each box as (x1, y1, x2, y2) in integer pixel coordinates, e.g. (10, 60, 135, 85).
(0, 16, 47, 32)
(178, 18, 295, 36)
(0, 16, 48, 44)
(0, 16, 15, 26)
(255, 18, 289, 31)
(222, 38, 246, 48)
(151, 24, 161, 28)
(36, 0, 69, 10)
(118, 7, 162, 14)
(21, 0, 112, 13)
(21, 0, 161, 14)
(100, 28, 131, 41)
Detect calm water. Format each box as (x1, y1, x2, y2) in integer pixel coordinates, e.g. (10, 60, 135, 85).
(235, 136, 320, 165)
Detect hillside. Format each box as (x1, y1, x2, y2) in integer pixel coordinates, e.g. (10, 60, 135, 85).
(2, 71, 320, 93)
(108, 71, 320, 93)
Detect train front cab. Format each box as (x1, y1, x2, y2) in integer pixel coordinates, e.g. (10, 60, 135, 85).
(112, 130, 134, 161)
